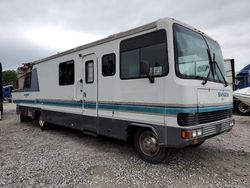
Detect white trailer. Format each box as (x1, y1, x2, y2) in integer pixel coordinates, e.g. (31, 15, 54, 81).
(12, 18, 234, 163)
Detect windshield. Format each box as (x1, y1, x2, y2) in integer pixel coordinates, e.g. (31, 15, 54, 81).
(174, 24, 225, 83)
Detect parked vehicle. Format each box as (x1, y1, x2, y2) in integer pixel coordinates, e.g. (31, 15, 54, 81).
(235, 64, 250, 90)
(12, 18, 234, 163)
(234, 87, 250, 106)
(224, 59, 250, 115)
(234, 64, 250, 115)
(3, 85, 14, 102)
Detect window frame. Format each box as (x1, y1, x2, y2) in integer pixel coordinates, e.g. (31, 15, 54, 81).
(85, 60, 94, 84)
(173, 23, 225, 84)
(102, 53, 116, 77)
(23, 71, 32, 89)
(119, 29, 169, 80)
(59, 60, 75, 86)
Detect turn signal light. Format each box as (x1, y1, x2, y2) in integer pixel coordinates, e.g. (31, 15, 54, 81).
(181, 130, 192, 139)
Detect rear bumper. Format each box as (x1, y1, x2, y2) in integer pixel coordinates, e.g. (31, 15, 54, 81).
(164, 117, 234, 148)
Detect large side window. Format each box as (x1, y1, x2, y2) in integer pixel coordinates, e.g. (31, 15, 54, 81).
(120, 30, 168, 79)
(23, 72, 32, 89)
(85, 60, 94, 83)
(102, 53, 116, 76)
(59, 60, 75, 86)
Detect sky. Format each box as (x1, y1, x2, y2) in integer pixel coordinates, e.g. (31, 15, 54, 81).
(0, 0, 250, 72)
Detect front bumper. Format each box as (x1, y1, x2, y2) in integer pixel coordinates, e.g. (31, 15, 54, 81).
(165, 117, 234, 148)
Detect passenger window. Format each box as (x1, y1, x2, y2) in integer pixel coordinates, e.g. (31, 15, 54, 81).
(102, 53, 116, 76)
(86, 61, 94, 83)
(23, 72, 32, 89)
(59, 60, 75, 85)
(120, 30, 168, 79)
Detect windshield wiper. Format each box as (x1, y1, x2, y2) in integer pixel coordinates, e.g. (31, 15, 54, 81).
(202, 50, 228, 87)
(202, 49, 213, 85)
(211, 53, 228, 87)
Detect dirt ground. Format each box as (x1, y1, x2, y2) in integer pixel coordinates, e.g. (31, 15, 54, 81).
(0, 103, 249, 188)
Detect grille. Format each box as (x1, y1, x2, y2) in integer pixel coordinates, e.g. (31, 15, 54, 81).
(178, 109, 232, 127)
(202, 121, 231, 137)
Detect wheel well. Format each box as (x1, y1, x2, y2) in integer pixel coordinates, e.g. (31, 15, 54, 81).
(126, 125, 154, 140)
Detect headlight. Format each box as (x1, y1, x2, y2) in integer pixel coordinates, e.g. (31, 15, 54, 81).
(181, 129, 203, 140)
(197, 129, 202, 136)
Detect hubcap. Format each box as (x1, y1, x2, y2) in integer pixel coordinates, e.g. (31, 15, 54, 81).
(239, 102, 250, 113)
(39, 117, 45, 127)
(139, 131, 160, 157)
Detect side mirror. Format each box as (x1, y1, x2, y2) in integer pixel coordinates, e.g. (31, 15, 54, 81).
(140, 61, 155, 83)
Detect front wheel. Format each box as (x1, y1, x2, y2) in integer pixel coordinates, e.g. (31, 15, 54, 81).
(134, 129, 169, 164)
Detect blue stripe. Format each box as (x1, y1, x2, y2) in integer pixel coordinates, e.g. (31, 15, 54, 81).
(13, 99, 232, 115)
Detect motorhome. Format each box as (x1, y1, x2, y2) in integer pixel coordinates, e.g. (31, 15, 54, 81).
(12, 18, 234, 163)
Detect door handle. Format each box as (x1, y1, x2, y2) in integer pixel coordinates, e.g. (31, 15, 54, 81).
(83, 92, 87, 97)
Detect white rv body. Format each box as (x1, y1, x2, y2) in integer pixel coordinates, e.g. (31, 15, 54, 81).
(13, 18, 234, 154)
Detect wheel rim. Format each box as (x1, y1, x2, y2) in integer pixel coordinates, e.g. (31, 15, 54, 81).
(239, 102, 250, 113)
(39, 116, 45, 127)
(139, 131, 160, 157)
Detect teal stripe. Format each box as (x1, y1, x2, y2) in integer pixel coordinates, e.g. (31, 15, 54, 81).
(13, 99, 232, 115)
(198, 105, 233, 113)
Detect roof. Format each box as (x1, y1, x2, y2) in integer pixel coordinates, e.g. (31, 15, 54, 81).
(29, 20, 158, 66)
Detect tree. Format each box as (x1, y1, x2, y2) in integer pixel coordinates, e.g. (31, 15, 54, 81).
(3, 70, 17, 86)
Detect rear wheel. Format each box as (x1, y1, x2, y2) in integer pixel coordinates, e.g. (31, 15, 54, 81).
(134, 129, 168, 164)
(236, 101, 250, 116)
(36, 114, 50, 130)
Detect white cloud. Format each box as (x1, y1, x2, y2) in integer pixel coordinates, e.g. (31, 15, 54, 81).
(0, 0, 250, 71)
(23, 26, 102, 51)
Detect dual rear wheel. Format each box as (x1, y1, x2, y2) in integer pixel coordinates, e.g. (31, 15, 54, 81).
(20, 113, 50, 130)
(36, 114, 50, 130)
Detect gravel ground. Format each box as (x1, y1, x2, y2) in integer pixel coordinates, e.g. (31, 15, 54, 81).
(0, 103, 250, 188)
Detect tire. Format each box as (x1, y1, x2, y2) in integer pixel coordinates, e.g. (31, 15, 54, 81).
(189, 140, 205, 147)
(134, 129, 169, 164)
(36, 114, 50, 130)
(236, 101, 250, 116)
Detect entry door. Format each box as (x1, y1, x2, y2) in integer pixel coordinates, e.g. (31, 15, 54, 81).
(82, 54, 98, 117)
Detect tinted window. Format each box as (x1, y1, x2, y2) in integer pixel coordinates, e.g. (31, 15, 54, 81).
(85, 60, 94, 83)
(23, 72, 32, 89)
(102, 53, 116, 76)
(120, 30, 168, 79)
(121, 49, 139, 78)
(59, 60, 75, 85)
